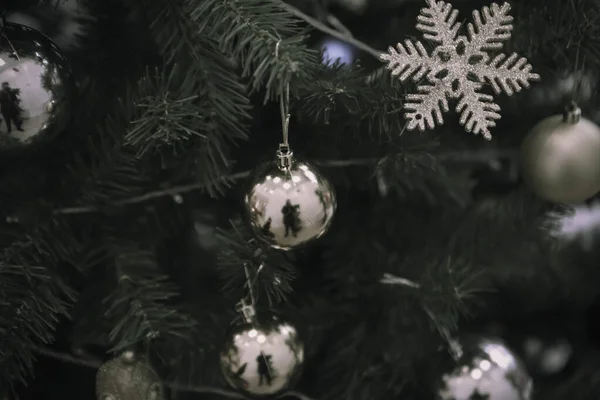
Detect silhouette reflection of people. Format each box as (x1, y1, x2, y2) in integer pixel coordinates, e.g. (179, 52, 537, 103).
(468, 390, 490, 400)
(0, 82, 23, 134)
(257, 352, 274, 386)
(232, 362, 249, 389)
(281, 200, 301, 237)
(260, 217, 275, 238)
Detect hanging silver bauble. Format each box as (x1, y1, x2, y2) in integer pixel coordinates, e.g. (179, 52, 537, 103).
(521, 335, 572, 377)
(96, 351, 165, 400)
(521, 105, 600, 204)
(243, 146, 336, 250)
(437, 335, 533, 400)
(220, 318, 304, 396)
(0, 22, 74, 149)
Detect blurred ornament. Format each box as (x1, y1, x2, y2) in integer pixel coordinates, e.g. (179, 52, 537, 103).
(220, 317, 304, 396)
(437, 335, 533, 400)
(243, 145, 336, 250)
(521, 335, 572, 377)
(96, 351, 164, 400)
(520, 104, 600, 204)
(0, 21, 74, 149)
(321, 37, 355, 66)
(546, 202, 600, 251)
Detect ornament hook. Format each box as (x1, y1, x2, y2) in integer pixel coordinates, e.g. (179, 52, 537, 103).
(275, 40, 293, 170)
(236, 263, 264, 323)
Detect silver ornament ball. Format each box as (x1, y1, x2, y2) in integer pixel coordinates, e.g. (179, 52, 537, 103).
(521, 106, 600, 204)
(438, 336, 532, 400)
(522, 336, 572, 377)
(243, 152, 336, 250)
(220, 319, 304, 396)
(96, 351, 165, 400)
(0, 22, 74, 149)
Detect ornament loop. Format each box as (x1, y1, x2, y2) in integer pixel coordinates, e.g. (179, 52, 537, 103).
(235, 263, 263, 323)
(563, 102, 582, 124)
(277, 144, 293, 170)
(275, 40, 292, 156)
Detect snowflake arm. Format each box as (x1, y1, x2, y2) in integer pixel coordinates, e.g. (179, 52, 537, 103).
(403, 80, 449, 131)
(473, 53, 540, 95)
(465, 3, 513, 54)
(380, 40, 435, 82)
(417, 0, 461, 46)
(455, 79, 501, 140)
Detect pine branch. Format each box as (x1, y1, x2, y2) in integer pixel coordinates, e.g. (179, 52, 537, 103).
(103, 244, 199, 353)
(125, 66, 206, 158)
(189, 0, 319, 101)
(0, 236, 76, 388)
(296, 65, 407, 137)
(127, 0, 251, 194)
(374, 150, 467, 206)
(74, 149, 149, 206)
(216, 221, 297, 307)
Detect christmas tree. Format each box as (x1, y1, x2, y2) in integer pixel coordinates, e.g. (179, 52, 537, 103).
(3, 0, 600, 398)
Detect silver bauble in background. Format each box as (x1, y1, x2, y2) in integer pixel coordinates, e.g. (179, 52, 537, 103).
(437, 336, 533, 400)
(0, 22, 74, 149)
(220, 319, 304, 396)
(520, 105, 600, 204)
(521, 335, 572, 377)
(96, 351, 165, 400)
(243, 152, 336, 250)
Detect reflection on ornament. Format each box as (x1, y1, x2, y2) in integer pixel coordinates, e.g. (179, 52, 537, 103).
(321, 38, 355, 66)
(0, 22, 74, 149)
(243, 156, 336, 250)
(220, 319, 304, 396)
(96, 351, 164, 400)
(438, 336, 532, 400)
(521, 105, 600, 204)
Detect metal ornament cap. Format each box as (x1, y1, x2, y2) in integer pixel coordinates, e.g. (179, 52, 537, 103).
(220, 318, 304, 396)
(0, 22, 75, 150)
(520, 106, 600, 204)
(243, 154, 336, 250)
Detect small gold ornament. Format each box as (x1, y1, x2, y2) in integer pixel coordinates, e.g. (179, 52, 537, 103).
(520, 104, 600, 204)
(243, 145, 336, 250)
(220, 317, 304, 396)
(96, 351, 164, 400)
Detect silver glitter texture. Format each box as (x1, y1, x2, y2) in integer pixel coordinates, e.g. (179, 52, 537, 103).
(380, 0, 540, 140)
(96, 351, 164, 400)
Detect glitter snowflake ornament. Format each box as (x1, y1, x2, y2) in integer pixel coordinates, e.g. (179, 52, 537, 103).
(380, 0, 540, 140)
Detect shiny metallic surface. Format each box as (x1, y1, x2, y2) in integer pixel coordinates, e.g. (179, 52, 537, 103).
(521, 111, 600, 204)
(220, 320, 304, 396)
(438, 336, 533, 400)
(243, 158, 336, 250)
(96, 352, 164, 400)
(521, 108, 600, 204)
(0, 22, 74, 149)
